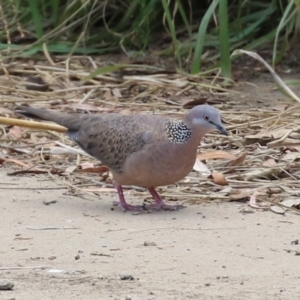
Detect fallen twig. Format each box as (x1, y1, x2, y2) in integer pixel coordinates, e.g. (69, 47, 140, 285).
(0, 116, 67, 132)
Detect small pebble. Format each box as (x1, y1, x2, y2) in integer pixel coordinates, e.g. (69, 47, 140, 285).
(120, 275, 134, 281)
(144, 241, 156, 247)
(0, 281, 14, 290)
(43, 200, 57, 205)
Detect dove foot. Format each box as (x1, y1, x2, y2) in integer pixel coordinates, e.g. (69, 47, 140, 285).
(114, 184, 146, 212)
(148, 187, 184, 211)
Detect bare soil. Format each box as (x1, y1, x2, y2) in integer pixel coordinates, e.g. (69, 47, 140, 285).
(1, 170, 300, 300)
(1, 72, 300, 300)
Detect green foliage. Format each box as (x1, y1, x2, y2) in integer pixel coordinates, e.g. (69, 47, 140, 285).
(218, 0, 231, 81)
(272, 0, 300, 65)
(0, 0, 299, 77)
(191, 0, 219, 74)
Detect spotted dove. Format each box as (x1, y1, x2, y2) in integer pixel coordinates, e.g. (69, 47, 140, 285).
(17, 105, 227, 212)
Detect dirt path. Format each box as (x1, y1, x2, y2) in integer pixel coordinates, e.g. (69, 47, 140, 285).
(1, 170, 300, 300)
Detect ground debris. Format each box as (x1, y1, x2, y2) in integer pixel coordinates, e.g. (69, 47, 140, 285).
(0, 281, 14, 290)
(0, 56, 299, 217)
(120, 275, 135, 281)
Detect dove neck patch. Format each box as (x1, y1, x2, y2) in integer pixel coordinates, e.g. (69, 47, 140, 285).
(165, 121, 192, 144)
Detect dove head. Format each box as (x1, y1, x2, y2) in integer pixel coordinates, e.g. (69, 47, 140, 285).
(184, 104, 227, 136)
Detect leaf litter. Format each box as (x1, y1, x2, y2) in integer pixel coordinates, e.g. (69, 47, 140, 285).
(0, 55, 300, 215)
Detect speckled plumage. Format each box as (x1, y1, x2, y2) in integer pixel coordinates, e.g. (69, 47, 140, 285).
(165, 120, 192, 144)
(18, 104, 227, 212)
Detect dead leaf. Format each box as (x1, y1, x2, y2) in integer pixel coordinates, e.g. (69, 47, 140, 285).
(112, 88, 122, 98)
(197, 151, 236, 161)
(227, 152, 247, 166)
(218, 186, 232, 195)
(262, 159, 277, 167)
(103, 89, 113, 100)
(281, 198, 300, 208)
(65, 165, 78, 174)
(79, 164, 109, 173)
(8, 126, 23, 139)
(270, 198, 300, 215)
(211, 172, 228, 186)
(80, 162, 94, 169)
(270, 205, 286, 214)
(272, 104, 288, 111)
(193, 159, 211, 176)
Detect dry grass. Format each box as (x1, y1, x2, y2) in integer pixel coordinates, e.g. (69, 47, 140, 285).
(0, 54, 300, 215)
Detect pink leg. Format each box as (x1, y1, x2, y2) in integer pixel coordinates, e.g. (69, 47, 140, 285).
(148, 187, 184, 211)
(113, 184, 146, 212)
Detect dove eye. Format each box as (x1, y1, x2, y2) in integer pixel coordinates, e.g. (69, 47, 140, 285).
(204, 115, 210, 121)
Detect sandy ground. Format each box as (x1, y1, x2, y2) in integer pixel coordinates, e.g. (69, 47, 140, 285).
(1, 170, 300, 300)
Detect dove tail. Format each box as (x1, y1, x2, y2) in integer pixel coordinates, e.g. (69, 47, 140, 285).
(16, 106, 81, 131)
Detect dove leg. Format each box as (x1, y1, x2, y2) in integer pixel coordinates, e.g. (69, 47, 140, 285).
(113, 184, 146, 212)
(148, 187, 184, 211)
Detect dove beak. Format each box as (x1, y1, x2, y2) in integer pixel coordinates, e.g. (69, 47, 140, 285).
(215, 123, 228, 136)
(208, 120, 227, 135)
